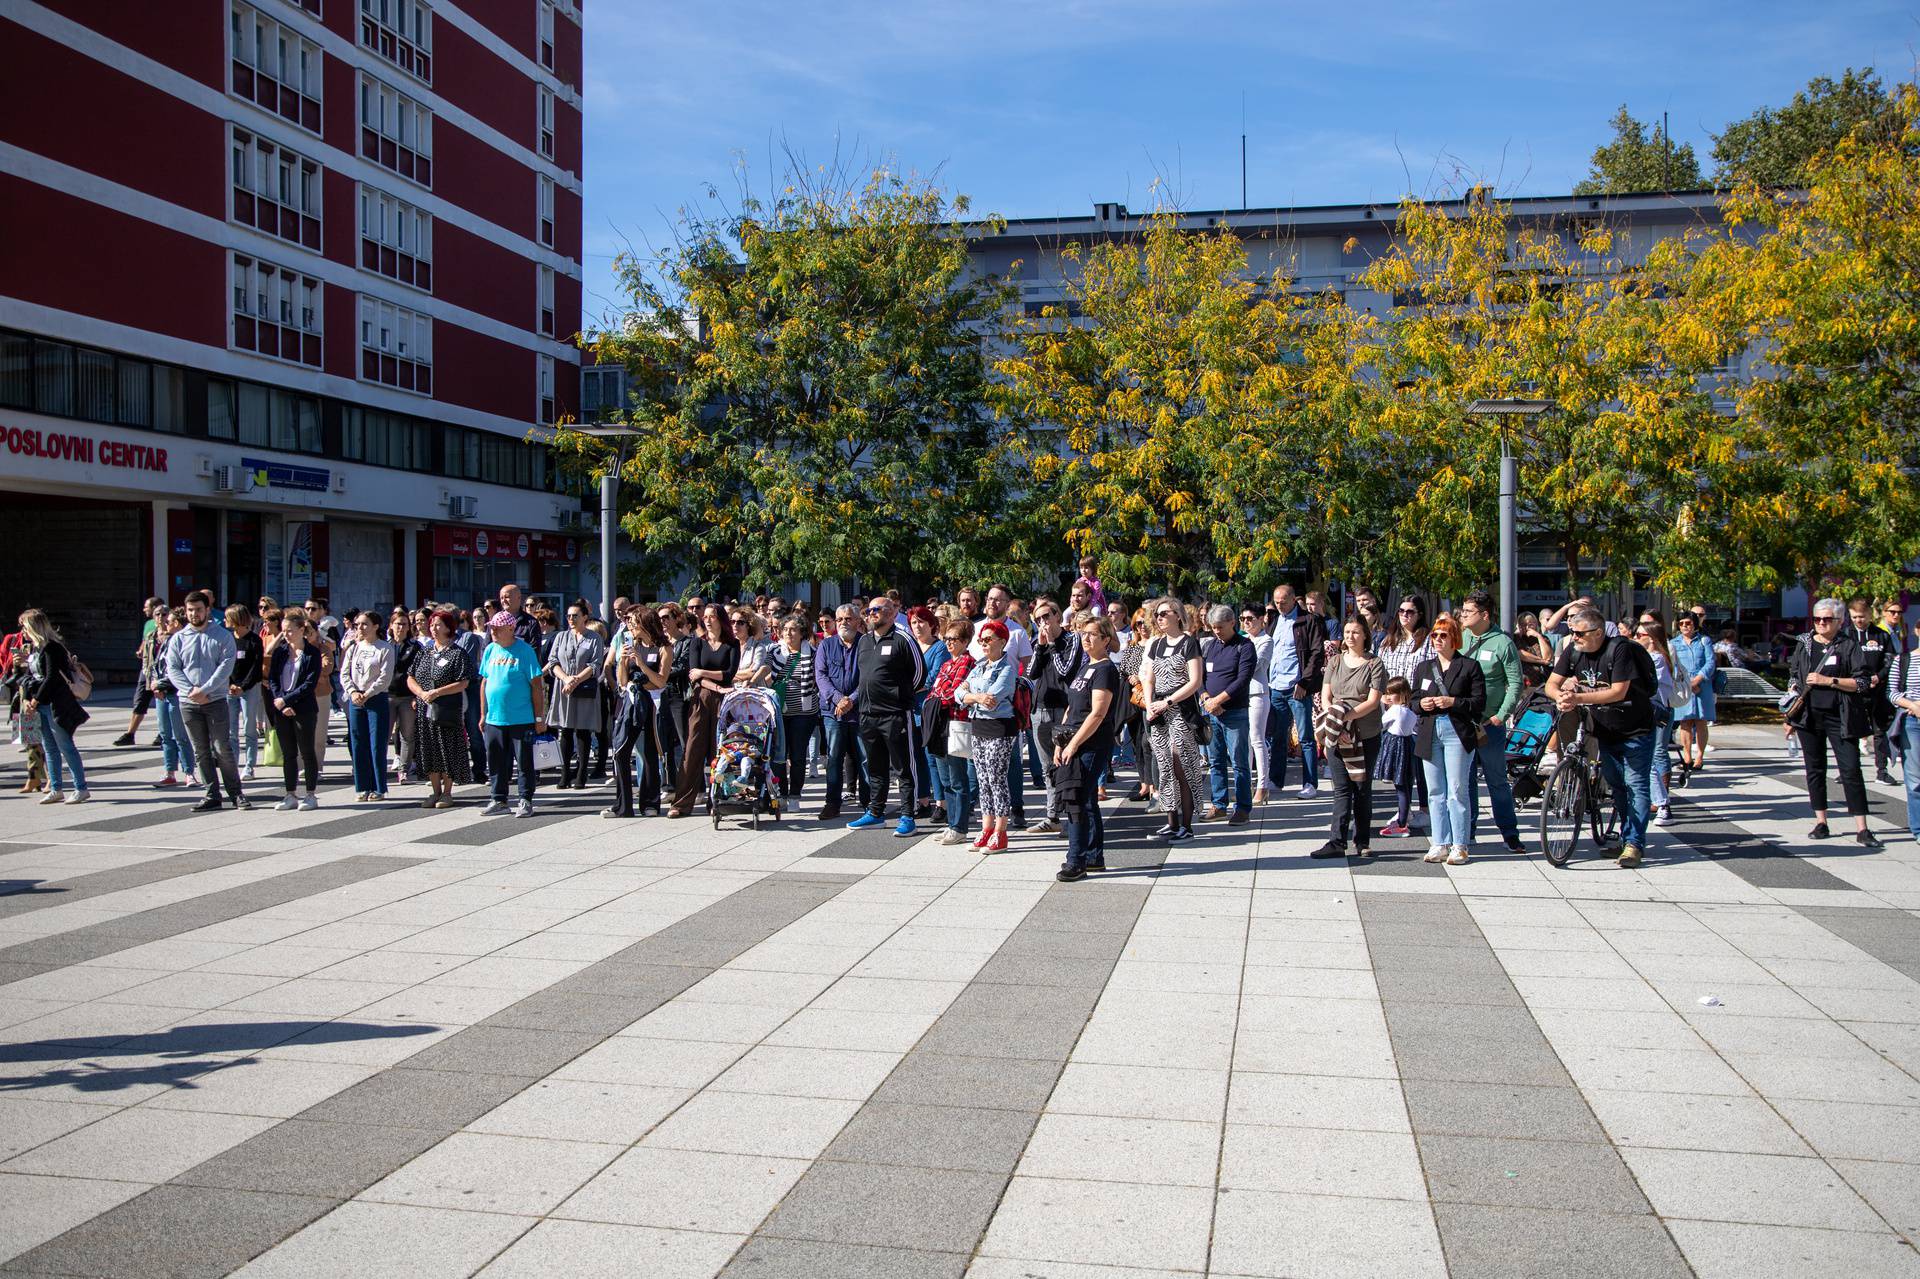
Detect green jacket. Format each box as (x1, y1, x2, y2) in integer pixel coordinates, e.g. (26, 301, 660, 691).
(1462, 625, 1523, 722)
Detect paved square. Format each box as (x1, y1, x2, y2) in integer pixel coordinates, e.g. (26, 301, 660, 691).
(4, 712, 1920, 1277)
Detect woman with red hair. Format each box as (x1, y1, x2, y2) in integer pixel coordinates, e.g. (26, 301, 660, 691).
(1412, 613, 1485, 866)
(406, 609, 474, 807)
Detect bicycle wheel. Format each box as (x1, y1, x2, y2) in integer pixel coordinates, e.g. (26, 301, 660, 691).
(1539, 758, 1585, 867)
(1590, 780, 1621, 850)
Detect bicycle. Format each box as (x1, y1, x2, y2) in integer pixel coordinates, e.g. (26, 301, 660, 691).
(1539, 708, 1621, 867)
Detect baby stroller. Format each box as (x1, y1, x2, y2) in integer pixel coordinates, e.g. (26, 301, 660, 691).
(1504, 689, 1557, 805)
(708, 686, 784, 829)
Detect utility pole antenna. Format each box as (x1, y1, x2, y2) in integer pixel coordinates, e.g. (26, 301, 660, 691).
(1240, 90, 1248, 210)
(1662, 109, 1671, 188)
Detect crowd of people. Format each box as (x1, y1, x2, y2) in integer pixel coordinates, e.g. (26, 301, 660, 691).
(1, 559, 1906, 881)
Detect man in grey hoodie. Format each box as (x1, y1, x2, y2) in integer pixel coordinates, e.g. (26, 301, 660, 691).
(167, 591, 248, 812)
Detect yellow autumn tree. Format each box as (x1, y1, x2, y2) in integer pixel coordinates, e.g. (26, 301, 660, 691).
(1660, 84, 1920, 602)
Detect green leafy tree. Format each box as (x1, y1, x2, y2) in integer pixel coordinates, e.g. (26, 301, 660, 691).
(1574, 106, 1702, 195)
(1661, 84, 1920, 603)
(1356, 195, 1728, 598)
(557, 165, 1015, 600)
(1712, 68, 1904, 187)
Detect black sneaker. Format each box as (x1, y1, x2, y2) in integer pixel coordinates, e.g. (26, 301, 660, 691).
(1504, 841, 1528, 856)
(1167, 825, 1195, 842)
(111, 732, 135, 747)
(192, 797, 223, 813)
(1876, 772, 1896, 786)
(1858, 830, 1883, 848)
(1084, 858, 1107, 872)
(1011, 817, 1029, 831)
(1056, 865, 1087, 882)
(1809, 822, 1832, 840)
(1309, 841, 1347, 859)
(1228, 811, 1251, 826)
(1151, 822, 1177, 839)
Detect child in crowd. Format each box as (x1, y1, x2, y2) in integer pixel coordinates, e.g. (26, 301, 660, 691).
(1374, 675, 1420, 836)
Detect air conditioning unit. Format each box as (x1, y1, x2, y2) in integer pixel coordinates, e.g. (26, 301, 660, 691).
(213, 465, 256, 494)
(449, 494, 478, 519)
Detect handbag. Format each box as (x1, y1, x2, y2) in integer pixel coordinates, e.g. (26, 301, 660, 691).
(262, 726, 284, 768)
(532, 733, 563, 771)
(569, 672, 600, 698)
(945, 719, 974, 759)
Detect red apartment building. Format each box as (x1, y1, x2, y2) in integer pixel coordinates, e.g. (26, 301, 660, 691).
(0, 0, 585, 672)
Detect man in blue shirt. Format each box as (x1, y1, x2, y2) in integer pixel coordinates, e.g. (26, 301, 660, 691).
(1266, 583, 1327, 798)
(478, 611, 547, 818)
(815, 604, 870, 819)
(1200, 605, 1256, 823)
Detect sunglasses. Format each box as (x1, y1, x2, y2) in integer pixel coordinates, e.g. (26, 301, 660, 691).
(1398, 606, 1418, 615)
(1569, 626, 1600, 637)
(863, 607, 884, 616)
(1814, 616, 1839, 624)
(1034, 612, 1056, 622)
(1239, 613, 1257, 621)
(1155, 610, 1174, 619)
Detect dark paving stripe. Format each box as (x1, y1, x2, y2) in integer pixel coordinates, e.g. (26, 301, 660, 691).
(262, 804, 443, 842)
(1663, 794, 1861, 891)
(1, 869, 864, 1278)
(1358, 890, 1692, 1278)
(0, 856, 428, 989)
(0, 848, 288, 921)
(721, 848, 1168, 1276)
(1796, 905, 1920, 985)
(0, 844, 48, 861)
(63, 803, 211, 834)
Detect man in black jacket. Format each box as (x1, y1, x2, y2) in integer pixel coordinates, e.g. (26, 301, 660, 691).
(1849, 596, 1896, 783)
(847, 596, 926, 837)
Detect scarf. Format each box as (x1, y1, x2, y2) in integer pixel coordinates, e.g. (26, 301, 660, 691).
(1314, 700, 1368, 781)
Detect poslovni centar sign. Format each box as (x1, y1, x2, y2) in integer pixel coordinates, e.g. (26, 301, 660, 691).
(0, 423, 170, 473)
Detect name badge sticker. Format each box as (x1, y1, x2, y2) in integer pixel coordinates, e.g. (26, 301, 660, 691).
(1206, 661, 1215, 673)
(880, 644, 894, 656)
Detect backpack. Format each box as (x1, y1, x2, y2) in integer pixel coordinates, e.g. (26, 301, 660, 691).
(1011, 676, 1034, 733)
(67, 657, 94, 702)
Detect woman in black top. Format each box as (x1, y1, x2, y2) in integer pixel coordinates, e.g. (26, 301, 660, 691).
(226, 603, 266, 781)
(1787, 598, 1877, 845)
(266, 609, 323, 808)
(607, 608, 670, 818)
(408, 610, 474, 808)
(669, 605, 739, 817)
(386, 609, 423, 784)
(1054, 616, 1122, 880)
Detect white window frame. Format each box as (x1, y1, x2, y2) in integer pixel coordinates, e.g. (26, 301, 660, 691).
(359, 71, 434, 187)
(538, 0, 555, 69)
(357, 294, 434, 392)
(538, 353, 556, 424)
(537, 174, 555, 247)
(359, 0, 433, 83)
(230, 1, 325, 132)
(537, 264, 555, 337)
(537, 85, 555, 158)
(230, 250, 323, 366)
(229, 125, 323, 249)
(357, 182, 434, 291)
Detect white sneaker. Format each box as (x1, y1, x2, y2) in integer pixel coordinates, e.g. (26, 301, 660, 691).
(298, 794, 318, 811)
(1297, 785, 1316, 800)
(63, 790, 89, 804)
(513, 799, 533, 819)
(240, 768, 256, 782)
(39, 791, 65, 805)
(1422, 846, 1449, 863)
(276, 795, 299, 812)
(937, 829, 970, 845)
(1655, 805, 1673, 825)
(481, 800, 510, 816)
(1446, 846, 1470, 865)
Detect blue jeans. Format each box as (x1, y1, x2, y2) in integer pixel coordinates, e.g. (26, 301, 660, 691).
(347, 693, 392, 795)
(156, 695, 195, 776)
(1206, 705, 1252, 813)
(1422, 716, 1473, 849)
(937, 751, 977, 833)
(228, 691, 264, 771)
(1465, 722, 1523, 846)
(822, 715, 869, 810)
(1901, 717, 1920, 842)
(1598, 731, 1656, 853)
(39, 707, 86, 794)
(1268, 693, 1319, 789)
(1065, 742, 1113, 869)
(1649, 710, 1673, 806)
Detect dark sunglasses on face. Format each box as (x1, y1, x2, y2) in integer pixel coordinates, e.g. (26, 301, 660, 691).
(1570, 626, 1599, 637)
(864, 607, 884, 616)
(1398, 606, 1418, 614)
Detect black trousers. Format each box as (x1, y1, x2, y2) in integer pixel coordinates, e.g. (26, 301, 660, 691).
(271, 707, 319, 794)
(658, 696, 685, 792)
(858, 712, 918, 818)
(1798, 714, 1868, 817)
(782, 713, 819, 798)
(612, 699, 661, 817)
(559, 727, 594, 787)
(1329, 734, 1382, 849)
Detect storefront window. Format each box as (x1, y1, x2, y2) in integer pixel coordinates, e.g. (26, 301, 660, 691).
(76, 350, 115, 424)
(238, 383, 270, 446)
(207, 379, 237, 439)
(152, 366, 186, 434)
(117, 359, 152, 428)
(32, 341, 73, 417)
(0, 335, 27, 409)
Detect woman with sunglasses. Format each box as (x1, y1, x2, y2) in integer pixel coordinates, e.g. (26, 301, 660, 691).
(1786, 598, 1878, 846)
(387, 609, 423, 785)
(1669, 611, 1716, 772)
(546, 603, 607, 790)
(668, 605, 738, 818)
(1136, 597, 1205, 841)
(1377, 596, 1434, 837)
(606, 606, 669, 818)
(1241, 606, 1274, 805)
(1635, 620, 1677, 826)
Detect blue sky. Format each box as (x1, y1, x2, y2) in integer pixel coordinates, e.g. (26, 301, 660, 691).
(580, 0, 1919, 324)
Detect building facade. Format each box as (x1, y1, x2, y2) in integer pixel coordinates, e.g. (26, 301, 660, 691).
(0, 0, 585, 674)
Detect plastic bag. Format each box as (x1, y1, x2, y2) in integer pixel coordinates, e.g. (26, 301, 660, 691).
(532, 733, 562, 772)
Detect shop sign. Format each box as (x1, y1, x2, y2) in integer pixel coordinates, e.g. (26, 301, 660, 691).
(432, 526, 580, 562)
(172, 538, 192, 554)
(242, 456, 330, 493)
(1, 423, 169, 472)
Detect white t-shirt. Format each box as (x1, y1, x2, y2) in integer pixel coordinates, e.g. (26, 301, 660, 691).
(1382, 703, 1417, 737)
(969, 617, 1035, 668)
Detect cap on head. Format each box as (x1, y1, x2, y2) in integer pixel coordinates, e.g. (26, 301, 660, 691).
(488, 611, 518, 631)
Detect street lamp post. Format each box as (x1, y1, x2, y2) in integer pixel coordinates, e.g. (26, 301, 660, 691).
(1465, 399, 1552, 633)
(576, 426, 643, 631)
